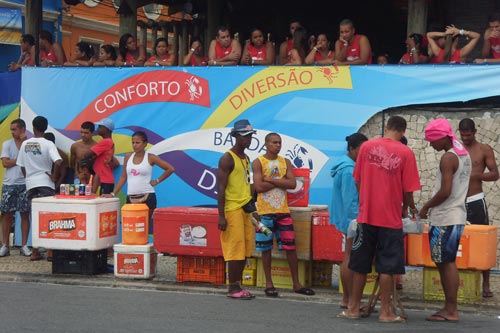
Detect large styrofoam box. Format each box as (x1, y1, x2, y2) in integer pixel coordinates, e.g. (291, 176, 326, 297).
(32, 196, 120, 250)
(113, 243, 156, 279)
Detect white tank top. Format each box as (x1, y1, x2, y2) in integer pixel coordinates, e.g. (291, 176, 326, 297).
(429, 149, 471, 226)
(126, 151, 155, 195)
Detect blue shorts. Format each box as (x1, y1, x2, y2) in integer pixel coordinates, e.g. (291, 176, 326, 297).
(0, 184, 28, 213)
(428, 224, 464, 264)
(255, 214, 296, 252)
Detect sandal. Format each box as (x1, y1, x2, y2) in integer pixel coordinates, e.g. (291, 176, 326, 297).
(227, 290, 254, 300)
(264, 287, 279, 297)
(294, 287, 315, 296)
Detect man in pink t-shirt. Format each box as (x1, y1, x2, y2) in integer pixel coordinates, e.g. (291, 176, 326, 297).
(339, 116, 420, 323)
(88, 118, 115, 195)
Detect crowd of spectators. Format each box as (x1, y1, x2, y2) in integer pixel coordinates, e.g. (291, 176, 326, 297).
(8, 13, 500, 71)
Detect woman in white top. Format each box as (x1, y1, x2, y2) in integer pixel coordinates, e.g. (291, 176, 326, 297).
(103, 131, 175, 229)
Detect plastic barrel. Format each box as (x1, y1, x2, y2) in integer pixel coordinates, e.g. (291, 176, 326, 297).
(287, 168, 310, 207)
(121, 203, 149, 245)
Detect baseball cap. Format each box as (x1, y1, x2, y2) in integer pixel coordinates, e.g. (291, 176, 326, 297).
(230, 119, 256, 137)
(95, 118, 115, 131)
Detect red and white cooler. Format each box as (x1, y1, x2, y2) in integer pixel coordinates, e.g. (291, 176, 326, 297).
(113, 243, 156, 279)
(31, 196, 120, 250)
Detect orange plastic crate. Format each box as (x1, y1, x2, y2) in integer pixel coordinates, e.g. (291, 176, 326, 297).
(176, 256, 225, 284)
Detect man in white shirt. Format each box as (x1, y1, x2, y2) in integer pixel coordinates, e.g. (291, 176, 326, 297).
(16, 116, 62, 261)
(0, 119, 30, 257)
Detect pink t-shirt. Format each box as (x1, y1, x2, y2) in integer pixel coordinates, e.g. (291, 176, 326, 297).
(353, 138, 421, 229)
(91, 138, 115, 183)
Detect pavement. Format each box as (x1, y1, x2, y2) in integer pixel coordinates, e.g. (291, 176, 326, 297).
(0, 246, 499, 317)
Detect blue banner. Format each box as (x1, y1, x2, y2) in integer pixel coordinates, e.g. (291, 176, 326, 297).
(19, 65, 500, 208)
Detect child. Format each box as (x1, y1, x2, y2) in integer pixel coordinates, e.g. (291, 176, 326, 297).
(77, 158, 100, 194)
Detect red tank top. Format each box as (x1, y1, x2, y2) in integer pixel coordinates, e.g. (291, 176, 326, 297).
(399, 53, 427, 64)
(247, 44, 266, 60)
(435, 49, 461, 64)
(345, 34, 372, 64)
(314, 50, 334, 62)
(41, 47, 57, 63)
(489, 37, 500, 58)
(215, 40, 233, 58)
(125, 52, 136, 62)
(189, 55, 208, 66)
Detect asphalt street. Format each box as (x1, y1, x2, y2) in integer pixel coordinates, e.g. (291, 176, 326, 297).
(1, 281, 499, 333)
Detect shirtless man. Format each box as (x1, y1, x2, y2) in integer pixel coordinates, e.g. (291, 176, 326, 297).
(459, 118, 499, 298)
(70, 122, 97, 174)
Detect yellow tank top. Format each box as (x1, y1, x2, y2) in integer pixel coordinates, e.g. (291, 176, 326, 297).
(256, 155, 290, 214)
(224, 150, 252, 211)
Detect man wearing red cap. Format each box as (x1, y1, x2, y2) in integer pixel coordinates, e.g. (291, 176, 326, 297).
(420, 118, 472, 322)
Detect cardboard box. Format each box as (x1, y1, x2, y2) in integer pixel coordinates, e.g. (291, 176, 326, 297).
(32, 197, 120, 251)
(423, 267, 480, 303)
(311, 211, 344, 262)
(252, 205, 328, 261)
(407, 224, 497, 270)
(154, 207, 222, 256)
(113, 243, 156, 279)
(256, 258, 311, 289)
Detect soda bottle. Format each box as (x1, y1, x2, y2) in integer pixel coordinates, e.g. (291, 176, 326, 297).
(250, 213, 272, 236)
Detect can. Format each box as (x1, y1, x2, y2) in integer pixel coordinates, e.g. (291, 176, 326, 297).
(60, 184, 66, 195)
(65, 184, 70, 195)
(69, 184, 75, 195)
(79, 184, 86, 196)
(85, 184, 91, 196)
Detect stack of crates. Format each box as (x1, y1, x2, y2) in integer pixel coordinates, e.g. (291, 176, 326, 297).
(177, 256, 225, 284)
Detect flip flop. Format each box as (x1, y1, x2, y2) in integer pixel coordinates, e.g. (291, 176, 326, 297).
(378, 316, 406, 323)
(336, 311, 359, 320)
(483, 290, 494, 298)
(294, 287, 315, 296)
(425, 313, 458, 323)
(227, 290, 254, 300)
(264, 287, 279, 297)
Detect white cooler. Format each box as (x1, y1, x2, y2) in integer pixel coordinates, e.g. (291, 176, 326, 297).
(32, 196, 120, 250)
(113, 243, 156, 279)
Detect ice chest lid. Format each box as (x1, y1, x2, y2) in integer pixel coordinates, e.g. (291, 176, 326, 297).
(153, 206, 218, 217)
(32, 196, 120, 204)
(113, 243, 154, 253)
(289, 204, 328, 212)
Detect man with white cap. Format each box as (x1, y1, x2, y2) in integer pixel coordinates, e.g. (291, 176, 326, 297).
(87, 118, 115, 195)
(217, 119, 256, 299)
(420, 118, 471, 323)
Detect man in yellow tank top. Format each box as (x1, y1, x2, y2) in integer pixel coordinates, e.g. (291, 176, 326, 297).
(252, 133, 315, 297)
(217, 119, 256, 299)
